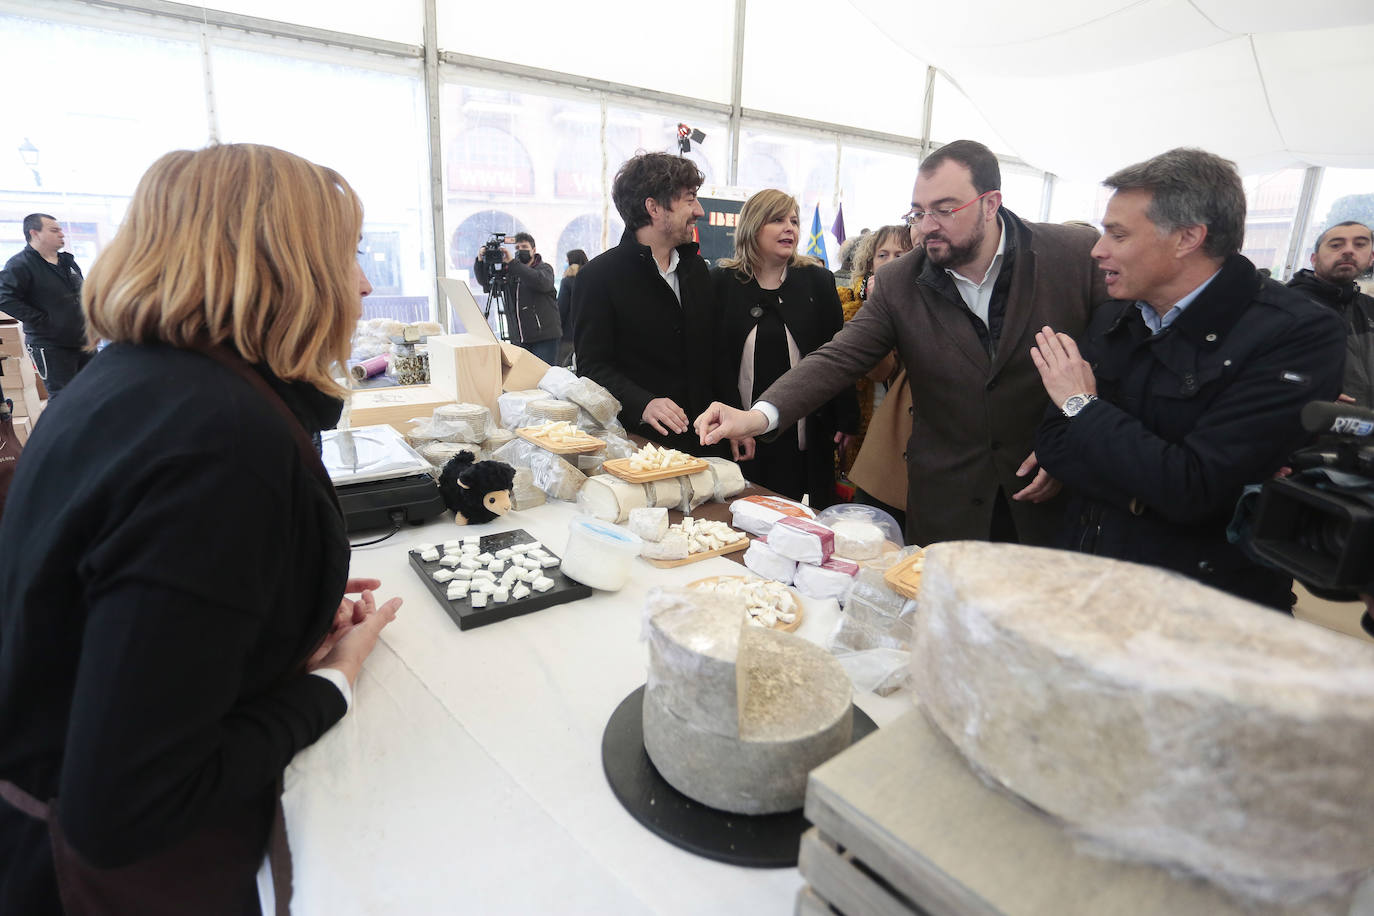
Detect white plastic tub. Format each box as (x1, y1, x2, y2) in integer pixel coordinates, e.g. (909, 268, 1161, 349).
(561, 515, 643, 591)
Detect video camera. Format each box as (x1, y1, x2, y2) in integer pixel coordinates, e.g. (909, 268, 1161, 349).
(481, 232, 509, 290)
(1248, 401, 1374, 602)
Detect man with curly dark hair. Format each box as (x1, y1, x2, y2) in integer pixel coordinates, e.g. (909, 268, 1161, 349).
(573, 152, 722, 454)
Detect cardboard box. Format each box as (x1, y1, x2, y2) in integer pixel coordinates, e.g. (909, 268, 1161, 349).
(348, 384, 456, 435)
(426, 333, 502, 412)
(0, 323, 22, 360)
(499, 342, 550, 392)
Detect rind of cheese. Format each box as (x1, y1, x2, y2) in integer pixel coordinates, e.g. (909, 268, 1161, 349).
(577, 475, 649, 522)
(642, 613, 853, 815)
(913, 540, 1374, 904)
(643, 587, 747, 736)
(628, 506, 670, 542)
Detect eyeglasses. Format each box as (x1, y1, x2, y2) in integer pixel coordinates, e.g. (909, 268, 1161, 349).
(903, 189, 995, 226)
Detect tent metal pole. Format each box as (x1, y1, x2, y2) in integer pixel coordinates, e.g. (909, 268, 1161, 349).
(727, 0, 746, 185)
(422, 0, 447, 328)
(1039, 173, 1055, 223)
(919, 66, 936, 162)
(1282, 166, 1323, 281)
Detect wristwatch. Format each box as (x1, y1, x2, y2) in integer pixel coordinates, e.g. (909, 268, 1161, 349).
(1060, 393, 1098, 418)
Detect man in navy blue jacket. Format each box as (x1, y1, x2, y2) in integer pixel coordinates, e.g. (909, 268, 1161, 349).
(0, 214, 89, 398)
(1031, 148, 1345, 610)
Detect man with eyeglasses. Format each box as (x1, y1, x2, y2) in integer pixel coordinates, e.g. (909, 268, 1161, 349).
(696, 139, 1106, 547)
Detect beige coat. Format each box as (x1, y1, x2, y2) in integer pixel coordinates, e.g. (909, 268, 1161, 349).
(760, 210, 1106, 547)
(847, 367, 912, 510)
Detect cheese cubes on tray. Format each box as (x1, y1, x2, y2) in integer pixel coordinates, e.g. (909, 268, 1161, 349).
(639, 515, 748, 562)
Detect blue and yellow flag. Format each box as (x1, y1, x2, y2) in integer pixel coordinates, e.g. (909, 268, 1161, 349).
(806, 204, 828, 266)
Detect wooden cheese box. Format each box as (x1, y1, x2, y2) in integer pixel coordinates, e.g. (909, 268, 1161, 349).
(798, 709, 1344, 916)
(0, 322, 23, 359)
(499, 341, 549, 392)
(348, 385, 456, 435)
(426, 333, 502, 413)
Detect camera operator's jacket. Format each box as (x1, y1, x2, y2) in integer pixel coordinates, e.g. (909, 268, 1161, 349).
(472, 254, 561, 345)
(1287, 268, 1374, 409)
(1035, 254, 1345, 610)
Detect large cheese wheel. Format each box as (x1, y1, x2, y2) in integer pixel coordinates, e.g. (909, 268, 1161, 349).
(912, 541, 1374, 904)
(643, 587, 853, 814)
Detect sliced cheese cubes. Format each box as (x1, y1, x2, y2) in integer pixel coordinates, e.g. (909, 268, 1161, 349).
(626, 442, 695, 473)
(414, 537, 562, 610)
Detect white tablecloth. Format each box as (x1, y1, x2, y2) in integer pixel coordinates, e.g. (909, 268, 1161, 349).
(282, 499, 911, 914)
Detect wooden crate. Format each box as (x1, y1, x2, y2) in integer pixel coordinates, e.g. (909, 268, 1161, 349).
(801, 709, 1348, 916)
(0, 322, 22, 359)
(426, 333, 502, 413)
(348, 385, 456, 434)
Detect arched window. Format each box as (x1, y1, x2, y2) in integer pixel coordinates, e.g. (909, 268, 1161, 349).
(446, 126, 535, 195)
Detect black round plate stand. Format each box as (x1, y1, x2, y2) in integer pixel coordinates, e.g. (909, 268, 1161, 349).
(601, 684, 878, 868)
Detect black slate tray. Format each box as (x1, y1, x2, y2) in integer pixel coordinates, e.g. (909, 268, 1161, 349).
(602, 684, 878, 868)
(408, 528, 592, 630)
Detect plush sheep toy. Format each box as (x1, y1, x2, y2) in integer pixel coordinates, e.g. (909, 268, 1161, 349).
(437, 451, 517, 525)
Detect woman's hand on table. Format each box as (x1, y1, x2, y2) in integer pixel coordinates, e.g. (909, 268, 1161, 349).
(309, 578, 402, 686)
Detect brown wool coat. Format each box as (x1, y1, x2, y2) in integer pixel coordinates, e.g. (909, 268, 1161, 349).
(759, 211, 1107, 547)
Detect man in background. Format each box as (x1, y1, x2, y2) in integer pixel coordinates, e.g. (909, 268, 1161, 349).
(0, 214, 88, 398)
(1031, 148, 1345, 610)
(473, 231, 561, 364)
(1287, 221, 1374, 406)
(574, 152, 719, 454)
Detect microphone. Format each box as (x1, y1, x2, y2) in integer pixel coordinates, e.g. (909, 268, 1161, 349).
(1300, 401, 1374, 438)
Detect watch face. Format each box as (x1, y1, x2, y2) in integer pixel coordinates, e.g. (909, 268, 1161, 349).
(1063, 395, 1088, 417)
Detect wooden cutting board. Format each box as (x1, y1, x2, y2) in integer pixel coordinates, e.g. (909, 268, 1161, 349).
(515, 426, 606, 454)
(642, 537, 749, 568)
(687, 574, 803, 632)
(883, 550, 925, 598)
(602, 456, 709, 482)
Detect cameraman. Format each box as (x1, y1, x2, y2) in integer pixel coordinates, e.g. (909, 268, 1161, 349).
(472, 232, 561, 363)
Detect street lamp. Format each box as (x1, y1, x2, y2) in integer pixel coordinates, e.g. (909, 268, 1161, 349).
(17, 138, 40, 187)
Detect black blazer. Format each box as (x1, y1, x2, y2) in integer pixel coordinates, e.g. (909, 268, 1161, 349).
(712, 262, 859, 435)
(573, 230, 719, 454)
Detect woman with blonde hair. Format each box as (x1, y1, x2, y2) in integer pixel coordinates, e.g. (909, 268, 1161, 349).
(713, 189, 858, 507)
(0, 143, 400, 914)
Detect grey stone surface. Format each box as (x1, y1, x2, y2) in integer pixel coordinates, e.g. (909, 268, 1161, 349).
(912, 540, 1374, 905)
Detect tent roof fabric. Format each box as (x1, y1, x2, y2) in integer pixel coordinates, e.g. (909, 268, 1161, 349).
(854, 0, 1374, 180)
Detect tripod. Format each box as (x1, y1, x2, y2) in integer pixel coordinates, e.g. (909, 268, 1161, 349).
(483, 279, 511, 342)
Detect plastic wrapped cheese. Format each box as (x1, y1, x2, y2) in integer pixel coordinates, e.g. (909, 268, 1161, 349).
(677, 468, 715, 512)
(729, 494, 816, 537)
(528, 398, 580, 423)
(576, 475, 650, 522)
(743, 537, 797, 584)
(536, 365, 579, 399)
(703, 457, 748, 501)
(645, 476, 682, 509)
(629, 507, 670, 542)
(913, 541, 1374, 906)
(768, 517, 835, 564)
(831, 520, 885, 560)
(566, 376, 620, 426)
(794, 556, 860, 601)
(498, 389, 547, 430)
(492, 439, 586, 501)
